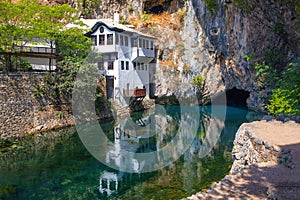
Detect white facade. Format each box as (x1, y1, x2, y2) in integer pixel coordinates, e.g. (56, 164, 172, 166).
(17, 38, 56, 71)
(84, 18, 156, 105)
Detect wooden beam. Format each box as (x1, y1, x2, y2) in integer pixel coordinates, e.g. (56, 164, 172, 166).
(0, 52, 58, 59)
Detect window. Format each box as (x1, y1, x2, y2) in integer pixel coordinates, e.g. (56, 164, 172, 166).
(139, 38, 142, 48)
(120, 35, 124, 46)
(100, 26, 104, 33)
(146, 40, 149, 49)
(99, 35, 105, 45)
(133, 62, 137, 70)
(108, 61, 114, 70)
(107, 34, 113, 45)
(145, 64, 148, 71)
(150, 41, 154, 50)
(143, 39, 146, 48)
(98, 62, 104, 70)
(125, 36, 128, 46)
(121, 61, 124, 70)
(131, 38, 137, 47)
(141, 63, 144, 70)
(126, 61, 129, 70)
(115, 34, 119, 45)
(91, 36, 97, 46)
(137, 63, 140, 70)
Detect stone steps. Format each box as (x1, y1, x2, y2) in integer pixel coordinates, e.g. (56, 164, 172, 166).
(112, 101, 130, 119)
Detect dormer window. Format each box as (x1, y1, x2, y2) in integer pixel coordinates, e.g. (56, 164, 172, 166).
(107, 34, 113, 45)
(100, 26, 104, 33)
(99, 35, 105, 45)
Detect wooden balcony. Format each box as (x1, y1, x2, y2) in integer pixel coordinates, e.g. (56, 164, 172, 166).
(123, 88, 146, 98)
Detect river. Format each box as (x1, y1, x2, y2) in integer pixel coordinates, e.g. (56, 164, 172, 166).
(0, 105, 262, 199)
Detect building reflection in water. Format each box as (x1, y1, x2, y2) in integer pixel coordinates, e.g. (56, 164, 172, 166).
(99, 171, 118, 196)
(98, 105, 228, 197)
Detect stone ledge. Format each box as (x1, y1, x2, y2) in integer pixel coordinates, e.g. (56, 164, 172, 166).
(185, 120, 300, 200)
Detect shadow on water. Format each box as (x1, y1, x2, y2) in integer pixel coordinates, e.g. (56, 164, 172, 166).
(0, 105, 263, 200)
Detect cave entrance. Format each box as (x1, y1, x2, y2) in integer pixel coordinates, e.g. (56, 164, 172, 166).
(225, 88, 250, 108)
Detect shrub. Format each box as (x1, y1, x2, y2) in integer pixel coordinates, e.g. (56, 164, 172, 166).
(267, 60, 300, 115)
(192, 75, 205, 92)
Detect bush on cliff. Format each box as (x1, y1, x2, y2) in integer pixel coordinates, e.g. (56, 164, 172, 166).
(268, 60, 300, 115)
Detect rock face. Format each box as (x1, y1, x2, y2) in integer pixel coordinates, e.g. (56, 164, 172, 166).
(47, 0, 300, 111)
(177, 0, 300, 111)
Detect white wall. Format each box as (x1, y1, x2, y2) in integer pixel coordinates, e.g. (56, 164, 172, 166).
(24, 57, 56, 71)
(90, 23, 155, 104)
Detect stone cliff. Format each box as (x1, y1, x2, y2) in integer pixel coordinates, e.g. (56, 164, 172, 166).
(48, 0, 300, 111)
(161, 0, 299, 110)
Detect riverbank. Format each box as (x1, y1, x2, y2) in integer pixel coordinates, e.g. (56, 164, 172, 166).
(185, 119, 300, 199)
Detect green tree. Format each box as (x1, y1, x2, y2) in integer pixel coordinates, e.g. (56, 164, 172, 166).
(268, 60, 300, 115)
(0, 0, 86, 71)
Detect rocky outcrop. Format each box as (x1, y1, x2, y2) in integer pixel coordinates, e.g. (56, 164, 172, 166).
(185, 120, 300, 200)
(45, 0, 299, 111)
(154, 0, 299, 111)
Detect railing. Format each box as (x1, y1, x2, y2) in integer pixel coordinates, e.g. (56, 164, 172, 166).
(14, 46, 56, 54)
(123, 88, 146, 97)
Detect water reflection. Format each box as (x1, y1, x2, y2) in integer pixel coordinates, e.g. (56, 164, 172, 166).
(100, 105, 227, 197)
(102, 105, 202, 173)
(0, 106, 262, 200)
(99, 171, 118, 196)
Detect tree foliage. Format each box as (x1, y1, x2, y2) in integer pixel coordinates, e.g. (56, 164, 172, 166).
(0, 0, 89, 71)
(268, 60, 300, 115)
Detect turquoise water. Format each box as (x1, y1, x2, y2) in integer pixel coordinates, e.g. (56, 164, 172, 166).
(0, 105, 262, 200)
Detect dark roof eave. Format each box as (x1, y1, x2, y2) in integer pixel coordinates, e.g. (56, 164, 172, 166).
(84, 21, 156, 40)
(85, 22, 124, 37)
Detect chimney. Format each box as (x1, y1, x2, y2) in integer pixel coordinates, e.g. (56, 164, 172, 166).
(114, 12, 120, 24)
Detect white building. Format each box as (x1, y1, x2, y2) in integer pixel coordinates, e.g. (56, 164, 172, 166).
(83, 14, 156, 106)
(14, 38, 56, 71)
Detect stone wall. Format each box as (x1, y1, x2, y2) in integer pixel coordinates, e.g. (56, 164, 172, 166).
(231, 121, 295, 173)
(0, 73, 74, 140)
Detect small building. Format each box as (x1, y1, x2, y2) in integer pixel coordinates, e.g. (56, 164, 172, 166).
(83, 13, 156, 106)
(10, 38, 56, 71)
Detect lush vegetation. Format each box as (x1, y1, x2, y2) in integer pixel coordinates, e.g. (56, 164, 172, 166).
(245, 54, 300, 115)
(0, 0, 106, 113)
(267, 60, 300, 115)
(0, 0, 89, 71)
(191, 74, 210, 104)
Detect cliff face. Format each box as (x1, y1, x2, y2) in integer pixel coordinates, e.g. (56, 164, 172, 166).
(50, 0, 299, 111)
(183, 0, 300, 111)
(154, 0, 300, 110)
